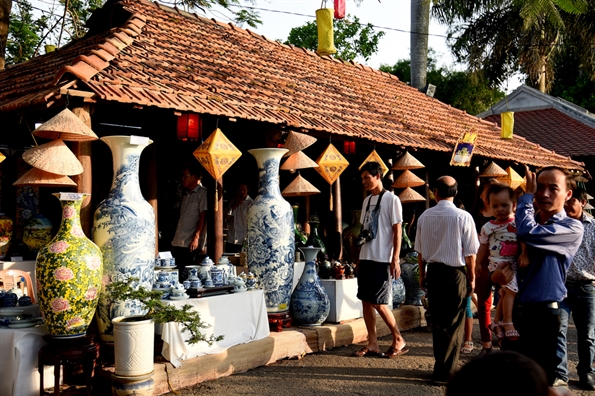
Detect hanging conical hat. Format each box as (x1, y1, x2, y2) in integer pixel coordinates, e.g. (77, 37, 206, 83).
(283, 131, 317, 157)
(496, 167, 525, 190)
(33, 108, 98, 141)
(398, 187, 426, 203)
(282, 174, 320, 196)
(391, 151, 425, 170)
(585, 202, 594, 210)
(480, 161, 508, 177)
(588, 193, 594, 200)
(391, 170, 425, 188)
(280, 151, 319, 170)
(13, 167, 77, 186)
(22, 139, 83, 176)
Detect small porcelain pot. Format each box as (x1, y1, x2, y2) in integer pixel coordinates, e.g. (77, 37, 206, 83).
(2, 292, 18, 307)
(183, 280, 191, 289)
(190, 279, 202, 289)
(18, 296, 32, 306)
(246, 272, 256, 290)
(210, 266, 225, 287)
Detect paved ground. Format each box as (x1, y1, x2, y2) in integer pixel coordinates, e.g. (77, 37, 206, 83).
(164, 316, 593, 396)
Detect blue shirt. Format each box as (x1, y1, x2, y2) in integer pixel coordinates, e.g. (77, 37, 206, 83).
(516, 194, 584, 303)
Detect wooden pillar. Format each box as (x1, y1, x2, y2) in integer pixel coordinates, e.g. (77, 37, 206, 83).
(145, 142, 158, 255)
(386, 159, 394, 192)
(425, 169, 430, 209)
(304, 196, 311, 236)
(214, 178, 223, 260)
(71, 105, 93, 236)
(333, 177, 343, 261)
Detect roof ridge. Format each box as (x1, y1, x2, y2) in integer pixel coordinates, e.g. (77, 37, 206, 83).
(52, 12, 146, 85)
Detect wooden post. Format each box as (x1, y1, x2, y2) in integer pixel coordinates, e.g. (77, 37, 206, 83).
(425, 169, 430, 209)
(214, 178, 223, 260)
(145, 142, 158, 255)
(71, 105, 93, 236)
(333, 177, 343, 261)
(304, 196, 311, 236)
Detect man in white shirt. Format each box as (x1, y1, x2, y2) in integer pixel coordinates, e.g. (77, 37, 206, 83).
(415, 176, 479, 384)
(353, 162, 408, 359)
(225, 183, 253, 252)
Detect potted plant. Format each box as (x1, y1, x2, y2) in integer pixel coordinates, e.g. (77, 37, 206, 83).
(107, 278, 223, 377)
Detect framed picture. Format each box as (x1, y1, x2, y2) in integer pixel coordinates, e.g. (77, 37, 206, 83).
(450, 131, 478, 167)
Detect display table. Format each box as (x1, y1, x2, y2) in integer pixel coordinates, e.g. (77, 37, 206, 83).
(320, 278, 364, 323)
(159, 290, 270, 368)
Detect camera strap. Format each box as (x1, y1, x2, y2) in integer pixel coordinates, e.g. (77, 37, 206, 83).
(363, 189, 386, 219)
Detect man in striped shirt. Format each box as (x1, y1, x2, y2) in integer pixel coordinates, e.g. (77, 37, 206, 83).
(415, 176, 480, 384)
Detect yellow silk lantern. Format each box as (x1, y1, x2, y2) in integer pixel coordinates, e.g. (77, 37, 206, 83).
(358, 150, 389, 177)
(315, 143, 349, 210)
(316, 8, 337, 56)
(193, 128, 242, 210)
(497, 166, 526, 190)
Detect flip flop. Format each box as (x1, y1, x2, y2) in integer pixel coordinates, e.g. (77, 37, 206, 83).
(384, 345, 410, 358)
(353, 347, 384, 357)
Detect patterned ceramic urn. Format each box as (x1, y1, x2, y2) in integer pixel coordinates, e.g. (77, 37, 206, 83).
(93, 135, 156, 343)
(246, 148, 295, 312)
(290, 247, 330, 325)
(0, 213, 13, 259)
(36, 193, 103, 337)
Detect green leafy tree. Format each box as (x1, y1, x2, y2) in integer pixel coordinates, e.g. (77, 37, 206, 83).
(6, 0, 46, 64)
(380, 54, 505, 115)
(285, 14, 385, 62)
(549, 46, 595, 112)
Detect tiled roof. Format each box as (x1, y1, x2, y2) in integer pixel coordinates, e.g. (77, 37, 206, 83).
(485, 109, 595, 158)
(0, 0, 582, 170)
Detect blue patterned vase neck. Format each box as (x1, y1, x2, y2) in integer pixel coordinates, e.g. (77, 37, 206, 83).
(248, 148, 287, 199)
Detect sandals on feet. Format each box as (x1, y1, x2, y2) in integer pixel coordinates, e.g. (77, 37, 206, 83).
(460, 341, 474, 354)
(384, 345, 409, 358)
(490, 322, 504, 340)
(499, 321, 520, 341)
(353, 347, 384, 357)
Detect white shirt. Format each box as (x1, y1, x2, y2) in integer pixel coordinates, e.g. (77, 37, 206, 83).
(414, 200, 479, 267)
(359, 191, 403, 263)
(172, 184, 208, 249)
(227, 196, 253, 245)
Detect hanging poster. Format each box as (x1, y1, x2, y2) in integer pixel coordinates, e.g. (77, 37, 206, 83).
(450, 130, 478, 167)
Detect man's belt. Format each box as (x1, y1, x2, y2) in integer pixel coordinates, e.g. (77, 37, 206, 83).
(516, 301, 559, 309)
(566, 279, 595, 285)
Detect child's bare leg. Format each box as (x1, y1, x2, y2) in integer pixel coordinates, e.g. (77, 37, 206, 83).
(501, 289, 519, 340)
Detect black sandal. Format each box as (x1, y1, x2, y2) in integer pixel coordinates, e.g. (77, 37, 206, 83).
(479, 346, 492, 356)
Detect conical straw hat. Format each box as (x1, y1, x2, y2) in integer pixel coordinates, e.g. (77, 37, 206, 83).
(391, 151, 425, 170)
(391, 170, 425, 188)
(282, 174, 320, 196)
(281, 151, 319, 170)
(22, 139, 83, 176)
(588, 193, 594, 200)
(480, 161, 508, 177)
(33, 108, 98, 141)
(13, 167, 77, 187)
(398, 187, 426, 203)
(283, 131, 317, 157)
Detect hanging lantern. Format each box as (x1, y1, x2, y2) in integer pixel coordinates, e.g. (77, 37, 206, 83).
(392, 151, 425, 170)
(501, 112, 514, 139)
(359, 150, 389, 177)
(177, 113, 202, 141)
(497, 166, 525, 190)
(315, 143, 349, 210)
(343, 140, 356, 155)
(480, 161, 508, 178)
(0, 152, 5, 164)
(193, 128, 242, 210)
(334, 0, 345, 19)
(391, 170, 425, 188)
(316, 8, 337, 56)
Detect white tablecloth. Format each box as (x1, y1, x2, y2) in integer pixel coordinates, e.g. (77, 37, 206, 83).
(160, 289, 270, 368)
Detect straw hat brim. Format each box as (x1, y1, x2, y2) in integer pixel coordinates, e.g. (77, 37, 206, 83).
(398, 187, 426, 203)
(33, 108, 98, 141)
(283, 131, 317, 157)
(13, 167, 77, 186)
(391, 169, 425, 188)
(391, 151, 425, 170)
(480, 162, 508, 177)
(281, 151, 319, 170)
(23, 139, 83, 176)
(282, 174, 320, 196)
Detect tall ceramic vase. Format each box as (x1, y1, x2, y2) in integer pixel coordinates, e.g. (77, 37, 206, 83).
(290, 247, 330, 325)
(93, 136, 156, 343)
(36, 193, 103, 337)
(247, 148, 295, 313)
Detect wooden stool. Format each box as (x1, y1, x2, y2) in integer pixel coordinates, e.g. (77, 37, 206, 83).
(38, 335, 99, 396)
(268, 312, 292, 332)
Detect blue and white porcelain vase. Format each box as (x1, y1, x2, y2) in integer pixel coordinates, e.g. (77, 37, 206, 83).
(247, 148, 295, 312)
(290, 247, 330, 325)
(392, 276, 406, 308)
(401, 262, 425, 306)
(92, 135, 156, 343)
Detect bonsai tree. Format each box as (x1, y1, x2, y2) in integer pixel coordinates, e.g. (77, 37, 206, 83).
(107, 278, 223, 345)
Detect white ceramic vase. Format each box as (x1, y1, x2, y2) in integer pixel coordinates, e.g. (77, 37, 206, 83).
(246, 148, 295, 312)
(93, 135, 156, 342)
(113, 316, 155, 377)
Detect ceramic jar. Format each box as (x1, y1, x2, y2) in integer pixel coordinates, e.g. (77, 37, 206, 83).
(36, 193, 103, 337)
(246, 272, 256, 290)
(342, 210, 362, 264)
(318, 258, 332, 279)
(198, 256, 214, 287)
(113, 316, 154, 377)
(23, 213, 53, 253)
(1, 292, 18, 307)
(0, 213, 13, 259)
(216, 256, 233, 284)
(246, 148, 295, 312)
(93, 136, 155, 343)
(392, 276, 406, 308)
(290, 247, 330, 325)
(18, 295, 32, 306)
(210, 266, 225, 287)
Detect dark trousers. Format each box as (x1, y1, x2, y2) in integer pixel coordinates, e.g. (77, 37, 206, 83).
(476, 264, 494, 343)
(426, 263, 467, 381)
(171, 246, 200, 280)
(502, 301, 561, 385)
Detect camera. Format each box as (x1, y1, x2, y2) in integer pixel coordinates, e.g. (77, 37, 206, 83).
(356, 229, 375, 247)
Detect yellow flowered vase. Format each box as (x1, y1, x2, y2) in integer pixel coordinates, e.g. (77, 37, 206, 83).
(0, 213, 13, 259)
(36, 193, 103, 337)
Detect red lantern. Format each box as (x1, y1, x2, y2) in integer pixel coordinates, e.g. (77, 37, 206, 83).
(177, 113, 202, 141)
(334, 0, 345, 19)
(343, 140, 356, 155)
